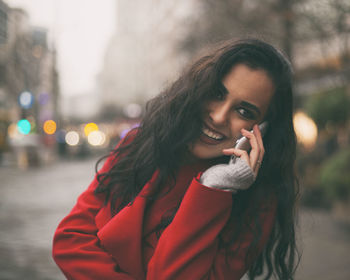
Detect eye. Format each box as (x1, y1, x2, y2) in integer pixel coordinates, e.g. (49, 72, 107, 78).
(236, 108, 256, 120)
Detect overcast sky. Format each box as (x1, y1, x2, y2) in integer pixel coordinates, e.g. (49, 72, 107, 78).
(8, 0, 116, 97)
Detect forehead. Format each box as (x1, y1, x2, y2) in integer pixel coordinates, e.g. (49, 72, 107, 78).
(222, 64, 275, 115)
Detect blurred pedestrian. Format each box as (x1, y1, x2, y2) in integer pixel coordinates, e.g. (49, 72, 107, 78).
(53, 38, 299, 280)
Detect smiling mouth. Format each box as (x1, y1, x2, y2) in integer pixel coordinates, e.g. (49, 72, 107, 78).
(200, 125, 227, 144)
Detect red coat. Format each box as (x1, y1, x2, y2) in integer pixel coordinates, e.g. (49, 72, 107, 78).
(53, 137, 276, 280)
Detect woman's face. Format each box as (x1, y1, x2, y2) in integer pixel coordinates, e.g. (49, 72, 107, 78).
(190, 63, 275, 159)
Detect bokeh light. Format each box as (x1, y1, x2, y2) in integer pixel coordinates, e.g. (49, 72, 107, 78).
(18, 91, 34, 109)
(293, 111, 318, 150)
(43, 120, 57, 135)
(87, 131, 106, 146)
(84, 122, 99, 137)
(124, 103, 142, 118)
(17, 119, 31, 135)
(120, 128, 131, 139)
(38, 92, 50, 105)
(56, 129, 66, 143)
(65, 131, 80, 146)
(132, 123, 140, 129)
(8, 123, 21, 139)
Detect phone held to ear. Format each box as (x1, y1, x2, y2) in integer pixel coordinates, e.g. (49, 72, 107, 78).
(229, 121, 269, 164)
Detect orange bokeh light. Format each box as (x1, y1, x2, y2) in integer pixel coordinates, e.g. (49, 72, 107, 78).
(43, 120, 57, 135)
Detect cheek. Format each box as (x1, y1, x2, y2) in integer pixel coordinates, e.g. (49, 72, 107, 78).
(229, 118, 253, 139)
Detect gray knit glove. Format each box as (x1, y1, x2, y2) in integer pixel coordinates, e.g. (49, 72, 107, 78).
(199, 157, 255, 193)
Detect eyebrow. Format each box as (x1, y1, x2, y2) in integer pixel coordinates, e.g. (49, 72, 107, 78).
(240, 101, 261, 116)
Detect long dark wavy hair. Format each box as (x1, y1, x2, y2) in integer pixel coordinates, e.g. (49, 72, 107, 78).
(95, 38, 299, 279)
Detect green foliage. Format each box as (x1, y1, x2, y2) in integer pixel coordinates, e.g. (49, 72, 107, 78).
(319, 148, 350, 201)
(305, 87, 350, 129)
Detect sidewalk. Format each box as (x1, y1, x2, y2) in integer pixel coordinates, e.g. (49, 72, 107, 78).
(0, 158, 349, 279)
(296, 208, 350, 280)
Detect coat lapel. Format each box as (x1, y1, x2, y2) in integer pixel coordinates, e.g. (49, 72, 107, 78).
(97, 173, 158, 280)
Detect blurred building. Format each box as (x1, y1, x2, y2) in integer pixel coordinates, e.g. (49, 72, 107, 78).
(98, 0, 350, 110)
(0, 1, 11, 156)
(62, 91, 100, 121)
(97, 0, 195, 109)
(0, 0, 60, 166)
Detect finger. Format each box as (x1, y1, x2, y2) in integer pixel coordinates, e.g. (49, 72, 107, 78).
(229, 148, 250, 166)
(250, 126, 266, 176)
(253, 124, 265, 158)
(252, 125, 265, 174)
(241, 128, 260, 170)
(222, 148, 237, 155)
(223, 148, 238, 164)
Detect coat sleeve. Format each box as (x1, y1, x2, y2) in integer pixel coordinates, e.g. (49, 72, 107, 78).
(146, 178, 276, 280)
(52, 137, 136, 280)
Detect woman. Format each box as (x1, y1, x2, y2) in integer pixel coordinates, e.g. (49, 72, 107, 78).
(53, 38, 299, 280)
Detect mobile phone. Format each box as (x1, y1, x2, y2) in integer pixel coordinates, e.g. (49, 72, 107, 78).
(229, 121, 268, 164)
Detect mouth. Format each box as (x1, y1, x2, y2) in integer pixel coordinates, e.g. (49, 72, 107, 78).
(200, 124, 228, 145)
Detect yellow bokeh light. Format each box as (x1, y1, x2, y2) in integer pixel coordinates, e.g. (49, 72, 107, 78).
(43, 120, 57, 135)
(293, 111, 318, 150)
(84, 122, 99, 136)
(65, 131, 80, 146)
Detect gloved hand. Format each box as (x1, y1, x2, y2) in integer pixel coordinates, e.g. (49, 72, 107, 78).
(199, 157, 255, 193)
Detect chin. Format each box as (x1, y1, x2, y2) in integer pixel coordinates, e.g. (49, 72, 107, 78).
(190, 141, 226, 159)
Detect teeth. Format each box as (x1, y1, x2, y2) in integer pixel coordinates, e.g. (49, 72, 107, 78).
(202, 127, 224, 140)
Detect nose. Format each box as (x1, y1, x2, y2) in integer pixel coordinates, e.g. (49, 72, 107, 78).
(209, 103, 230, 126)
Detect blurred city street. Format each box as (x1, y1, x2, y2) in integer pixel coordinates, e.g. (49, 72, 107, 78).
(1, 0, 350, 279)
(0, 157, 349, 280)
(0, 157, 98, 280)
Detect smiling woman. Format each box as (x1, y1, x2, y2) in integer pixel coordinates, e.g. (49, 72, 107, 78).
(53, 38, 299, 280)
(190, 64, 275, 160)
